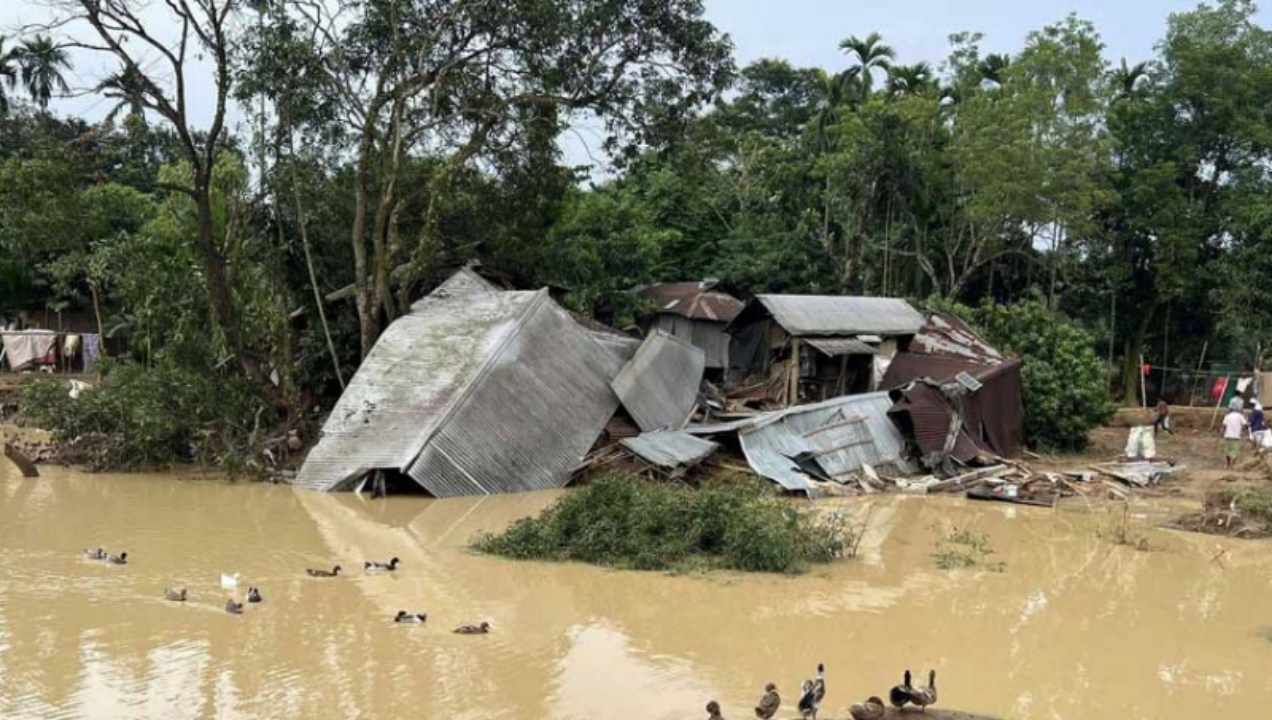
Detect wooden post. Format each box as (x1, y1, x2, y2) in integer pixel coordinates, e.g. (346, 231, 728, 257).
(1139, 353, 1148, 410)
(787, 338, 801, 407)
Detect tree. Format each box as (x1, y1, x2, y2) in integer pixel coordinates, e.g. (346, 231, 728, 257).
(885, 62, 935, 97)
(0, 37, 17, 116)
(839, 31, 895, 99)
(278, 0, 733, 357)
(14, 36, 71, 110)
(48, 0, 262, 379)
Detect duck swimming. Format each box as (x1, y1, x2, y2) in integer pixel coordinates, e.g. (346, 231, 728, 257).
(453, 621, 491, 634)
(163, 588, 187, 602)
(246, 587, 262, 603)
(848, 696, 885, 720)
(364, 557, 400, 573)
(306, 565, 342, 578)
(225, 599, 244, 615)
(394, 611, 427, 624)
(103, 552, 128, 565)
(82, 548, 106, 560)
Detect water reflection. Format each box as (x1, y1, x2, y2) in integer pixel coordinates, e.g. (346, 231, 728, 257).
(2, 464, 1271, 719)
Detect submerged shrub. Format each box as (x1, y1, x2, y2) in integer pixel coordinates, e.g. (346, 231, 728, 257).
(473, 472, 853, 574)
(20, 359, 264, 471)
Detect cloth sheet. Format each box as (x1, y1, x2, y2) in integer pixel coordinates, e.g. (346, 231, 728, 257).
(1124, 425, 1157, 460)
(2, 331, 58, 370)
(82, 333, 102, 372)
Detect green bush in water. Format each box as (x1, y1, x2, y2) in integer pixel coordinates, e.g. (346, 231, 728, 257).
(473, 472, 852, 574)
(20, 359, 265, 471)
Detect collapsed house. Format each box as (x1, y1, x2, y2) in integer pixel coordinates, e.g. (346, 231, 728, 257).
(883, 312, 1023, 470)
(726, 295, 925, 404)
(684, 392, 917, 493)
(296, 268, 696, 496)
(635, 281, 744, 374)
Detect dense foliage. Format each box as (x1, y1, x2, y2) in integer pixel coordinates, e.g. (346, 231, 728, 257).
(975, 301, 1115, 450)
(5, 1, 1272, 470)
(21, 361, 264, 471)
(473, 473, 851, 574)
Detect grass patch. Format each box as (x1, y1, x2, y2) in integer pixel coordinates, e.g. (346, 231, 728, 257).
(472, 472, 855, 574)
(1174, 485, 1272, 539)
(931, 526, 1006, 572)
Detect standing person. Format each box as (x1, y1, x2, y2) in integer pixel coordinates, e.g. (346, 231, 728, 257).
(1222, 404, 1248, 469)
(1250, 401, 1265, 435)
(1153, 400, 1174, 436)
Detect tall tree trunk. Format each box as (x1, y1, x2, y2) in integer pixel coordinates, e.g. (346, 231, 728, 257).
(1121, 297, 1159, 407)
(192, 178, 253, 376)
(351, 145, 376, 358)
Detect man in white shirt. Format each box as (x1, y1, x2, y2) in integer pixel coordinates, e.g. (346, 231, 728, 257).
(1221, 406, 1248, 469)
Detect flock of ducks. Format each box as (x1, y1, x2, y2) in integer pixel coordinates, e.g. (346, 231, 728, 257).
(709, 665, 937, 720)
(80, 548, 491, 633)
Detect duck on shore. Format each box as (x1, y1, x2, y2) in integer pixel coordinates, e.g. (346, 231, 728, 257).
(706, 700, 725, 720)
(306, 565, 342, 578)
(246, 587, 262, 603)
(754, 683, 780, 719)
(365, 557, 400, 573)
(911, 670, 938, 712)
(453, 621, 490, 634)
(394, 611, 427, 624)
(848, 696, 885, 720)
(890, 670, 914, 709)
(797, 663, 825, 720)
(163, 588, 187, 602)
(225, 599, 244, 615)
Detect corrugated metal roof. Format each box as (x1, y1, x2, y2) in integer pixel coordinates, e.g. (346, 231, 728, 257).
(406, 298, 623, 496)
(611, 331, 705, 432)
(621, 431, 719, 469)
(804, 336, 879, 357)
(296, 288, 539, 491)
(749, 295, 924, 336)
(683, 393, 916, 492)
(297, 270, 627, 496)
(637, 282, 744, 322)
(908, 312, 1004, 364)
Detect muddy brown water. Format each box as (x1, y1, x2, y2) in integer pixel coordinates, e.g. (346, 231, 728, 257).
(2, 466, 1270, 720)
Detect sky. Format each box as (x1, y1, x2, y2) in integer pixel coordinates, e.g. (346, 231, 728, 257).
(3, 1, 1269, 171)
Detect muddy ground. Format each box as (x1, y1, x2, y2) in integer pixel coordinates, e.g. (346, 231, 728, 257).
(1029, 406, 1269, 505)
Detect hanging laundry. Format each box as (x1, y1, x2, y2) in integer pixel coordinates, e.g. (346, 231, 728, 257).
(1, 331, 58, 371)
(82, 333, 102, 372)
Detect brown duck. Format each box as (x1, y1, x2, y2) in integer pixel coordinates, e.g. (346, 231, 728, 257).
(754, 683, 780, 719)
(306, 565, 342, 578)
(848, 696, 885, 720)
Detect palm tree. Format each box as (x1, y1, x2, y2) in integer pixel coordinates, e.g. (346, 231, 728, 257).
(1111, 58, 1150, 99)
(839, 31, 895, 99)
(96, 68, 149, 126)
(885, 62, 934, 97)
(977, 53, 1011, 88)
(0, 36, 18, 116)
(16, 35, 71, 110)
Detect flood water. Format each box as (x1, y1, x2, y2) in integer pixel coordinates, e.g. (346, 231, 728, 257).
(1, 466, 1270, 720)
